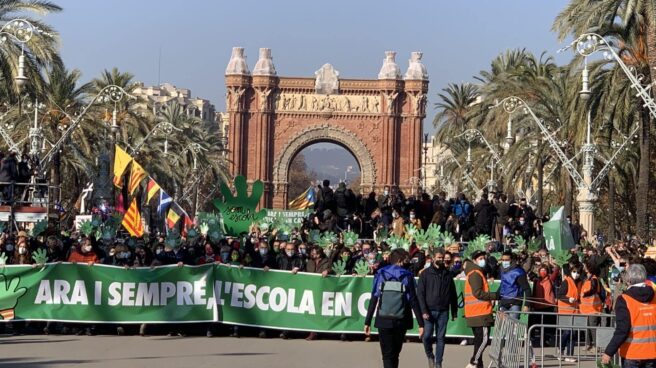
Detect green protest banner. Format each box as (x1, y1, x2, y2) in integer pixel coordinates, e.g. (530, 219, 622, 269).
(543, 206, 575, 252)
(0, 264, 495, 337)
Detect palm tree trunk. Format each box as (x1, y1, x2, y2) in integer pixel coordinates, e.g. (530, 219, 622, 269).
(536, 157, 544, 217)
(636, 109, 650, 239)
(608, 174, 615, 243)
(640, 15, 656, 240)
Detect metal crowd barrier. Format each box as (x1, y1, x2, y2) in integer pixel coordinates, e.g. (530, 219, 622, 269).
(488, 311, 528, 368)
(488, 310, 620, 368)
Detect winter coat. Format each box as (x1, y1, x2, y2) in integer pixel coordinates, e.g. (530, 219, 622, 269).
(305, 256, 331, 274)
(365, 264, 425, 330)
(604, 285, 655, 356)
(417, 264, 458, 317)
(463, 261, 499, 327)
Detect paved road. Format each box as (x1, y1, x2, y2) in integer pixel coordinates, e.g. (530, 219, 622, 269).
(0, 334, 598, 368)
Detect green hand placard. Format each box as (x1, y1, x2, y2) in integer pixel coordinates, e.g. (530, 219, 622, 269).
(212, 176, 267, 236)
(0, 275, 27, 320)
(32, 248, 48, 265)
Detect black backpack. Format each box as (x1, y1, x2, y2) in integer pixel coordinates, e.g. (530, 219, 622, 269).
(378, 274, 406, 319)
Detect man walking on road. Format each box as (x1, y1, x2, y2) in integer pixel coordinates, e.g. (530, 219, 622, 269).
(417, 248, 458, 368)
(365, 248, 424, 368)
(464, 250, 499, 368)
(602, 264, 656, 368)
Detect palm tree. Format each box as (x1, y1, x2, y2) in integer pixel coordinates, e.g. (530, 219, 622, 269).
(554, 0, 655, 238)
(0, 1, 62, 103)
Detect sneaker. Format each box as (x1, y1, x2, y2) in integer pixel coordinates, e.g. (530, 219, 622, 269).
(564, 357, 577, 363)
(364, 336, 371, 342)
(426, 357, 435, 368)
(139, 324, 147, 336)
(340, 333, 347, 342)
(460, 339, 468, 346)
(43, 327, 49, 335)
(117, 327, 124, 336)
(465, 364, 478, 368)
(206, 330, 214, 338)
(279, 331, 288, 339)
(305, 332, 317, 341)
(258, 330, 267, 339)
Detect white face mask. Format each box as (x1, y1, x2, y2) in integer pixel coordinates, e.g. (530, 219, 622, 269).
(83, 245, 92, 253)
(571, 272, 579, 280)
(477, 259, 486, 268)
(18, 247, 27, 255)
(424, 261, 431, 269)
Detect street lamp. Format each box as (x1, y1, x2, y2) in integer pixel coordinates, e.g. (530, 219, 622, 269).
(492, 96, 636, 235)
(455, 128, 504, 193)
(127, 120, 183, 156)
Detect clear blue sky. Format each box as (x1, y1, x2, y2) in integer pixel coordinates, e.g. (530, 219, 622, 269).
(46, 0, 570, 132)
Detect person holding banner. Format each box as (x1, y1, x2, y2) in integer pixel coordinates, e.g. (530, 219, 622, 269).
(364, 248, 424, 368)
(463, 250, 499, 368)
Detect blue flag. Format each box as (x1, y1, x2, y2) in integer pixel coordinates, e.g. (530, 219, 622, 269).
(157, 191, 172, 216)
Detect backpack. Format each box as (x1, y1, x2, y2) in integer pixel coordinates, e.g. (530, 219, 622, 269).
(378, 274, 406, 319)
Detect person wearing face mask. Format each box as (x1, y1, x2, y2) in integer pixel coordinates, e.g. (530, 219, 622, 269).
(197, 243, 221, 265)
(417, 249, 458, 368)
(409, 210, 422, 230)
(451, 255, 465, 279)
(305, 246, 333, 341)
(67, 237, 98, 264)
(498, 251, 531, 320)
(557, 263, 582, 362)
(218, 245, 232, 264)
(463, 251, 500, 368)
(276, 242, 304, 274)
(580, 261, 603, 352)
(391, 209, 406, 238)
(365, 248, 424, 368)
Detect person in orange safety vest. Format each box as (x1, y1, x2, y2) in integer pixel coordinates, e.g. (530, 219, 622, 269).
(602, 264, 656, 368)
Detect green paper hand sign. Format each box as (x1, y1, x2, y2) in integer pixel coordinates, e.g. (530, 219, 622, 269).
(212, 176, 267, 236)
(355, 259, 370, 276)
(32, 248, 48, 265)
(0, 253, 7, 266)
(0, 275, 27, 320)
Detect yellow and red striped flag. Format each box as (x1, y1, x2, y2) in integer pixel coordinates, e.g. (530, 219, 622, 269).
(121, 198, 144, 237)
(146, 177, 161, 203)
(113, 145, 132, 188)
(166, 204, 182, 229)
(128, 161, 147, 195)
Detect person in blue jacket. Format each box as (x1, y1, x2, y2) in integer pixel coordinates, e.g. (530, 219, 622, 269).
(498, 251, 531, 319)
(364, 248, 424, 368)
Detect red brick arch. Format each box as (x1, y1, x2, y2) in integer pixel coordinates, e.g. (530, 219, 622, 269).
(225, 59, 428, 209)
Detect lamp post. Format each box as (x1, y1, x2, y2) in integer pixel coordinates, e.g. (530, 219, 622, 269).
(455, 128, 504, 193)
(422, 133, 429, 193)
(126, 120, 183, 156)
(493, 96, 636, 235)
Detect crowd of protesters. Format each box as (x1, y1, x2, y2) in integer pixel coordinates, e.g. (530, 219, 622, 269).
(1, 180, 656, 367)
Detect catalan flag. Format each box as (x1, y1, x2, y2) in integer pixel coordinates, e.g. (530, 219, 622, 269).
(166, 203, 183, 229)
(128, 161, 147, 195)
(146, 177, 161, 203)
(121, 198, 144, 237)
(288, 186, 316, 210)
(113, 145, 132, 188)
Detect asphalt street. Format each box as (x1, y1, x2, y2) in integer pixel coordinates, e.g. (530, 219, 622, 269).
(0, 334, 598, 368)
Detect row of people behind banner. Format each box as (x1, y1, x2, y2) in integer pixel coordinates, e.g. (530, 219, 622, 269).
(310, 180, 589, 246)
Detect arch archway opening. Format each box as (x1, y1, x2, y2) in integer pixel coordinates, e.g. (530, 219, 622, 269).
(288, 142, 362, 200)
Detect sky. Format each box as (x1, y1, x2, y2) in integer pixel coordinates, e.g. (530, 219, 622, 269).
(44, 0, 571, 134)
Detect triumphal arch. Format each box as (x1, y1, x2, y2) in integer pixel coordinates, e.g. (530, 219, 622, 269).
(225, 47, 429, 208)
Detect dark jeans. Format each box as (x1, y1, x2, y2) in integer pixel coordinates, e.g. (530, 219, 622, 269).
(623, 359, 656, 368)
(586, 315, 600, 346)
(378, 327, 407, 368)
(422, 310, 449, 365)
(560, 329, 574, 356)
(470, 326, 490, 368)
